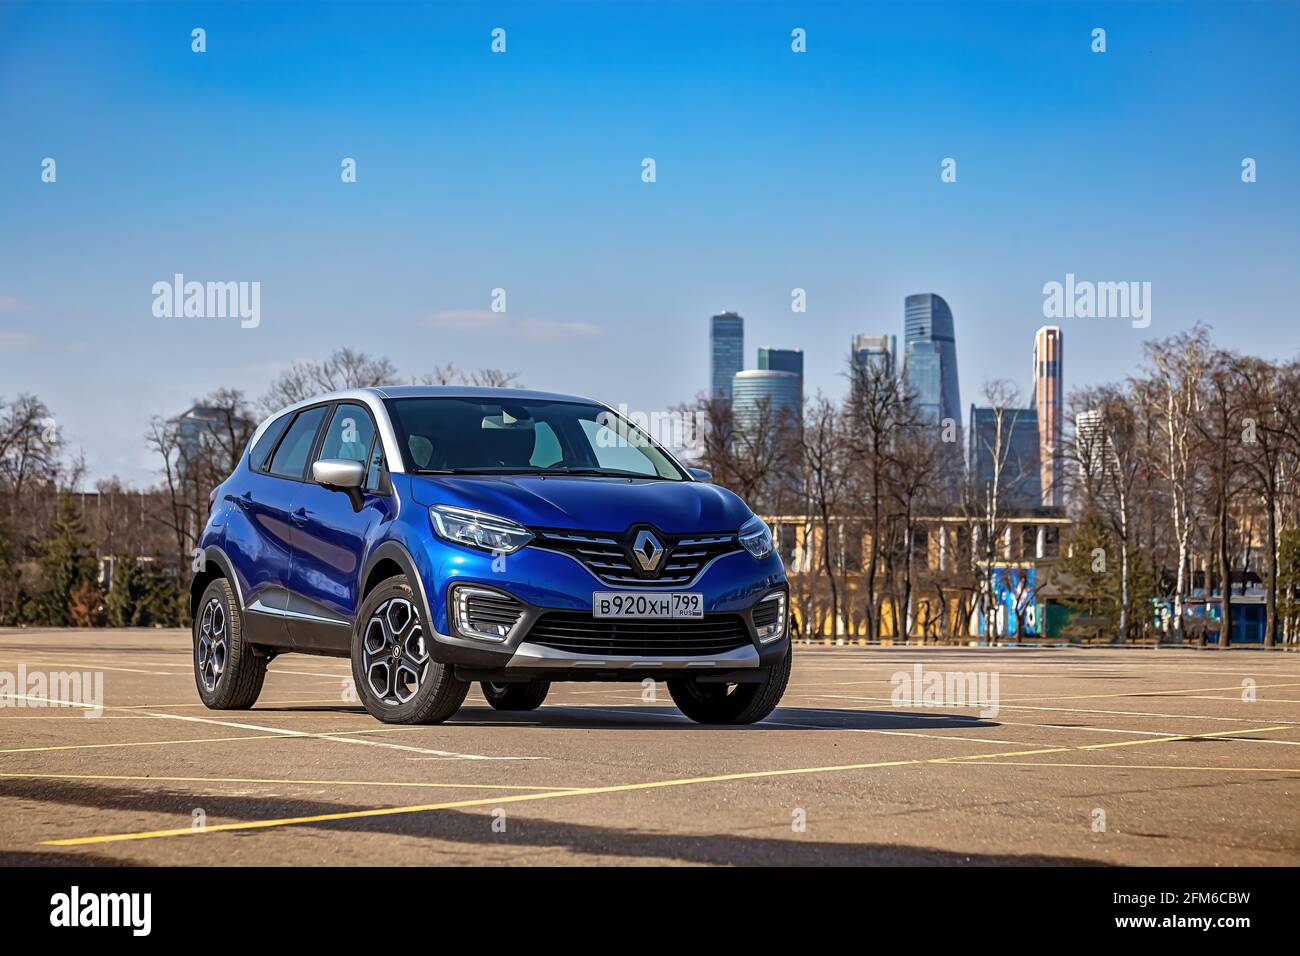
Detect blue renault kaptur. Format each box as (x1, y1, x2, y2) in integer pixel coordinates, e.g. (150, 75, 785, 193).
(190, 387, 791, 725)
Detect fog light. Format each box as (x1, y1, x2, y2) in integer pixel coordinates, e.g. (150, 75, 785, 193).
(754, 591, 786, 643)
(451, 586, 523, 643)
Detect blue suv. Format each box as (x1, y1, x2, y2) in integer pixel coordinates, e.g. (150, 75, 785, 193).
(190, 387, 790, 724)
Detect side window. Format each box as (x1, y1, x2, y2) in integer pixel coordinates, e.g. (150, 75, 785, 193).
(317, 403, 377, 466)
(249, 413, 292, 473)
(267, 406, 328, 480)
(577, 418, 658, 476)
(529, 421, 563, 468)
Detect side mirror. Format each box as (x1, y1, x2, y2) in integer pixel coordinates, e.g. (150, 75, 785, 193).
(687, 467, 713, 482)
(313, 459, 366, 510)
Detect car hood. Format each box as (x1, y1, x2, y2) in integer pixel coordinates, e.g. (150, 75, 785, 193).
(407, 474, 754, 534)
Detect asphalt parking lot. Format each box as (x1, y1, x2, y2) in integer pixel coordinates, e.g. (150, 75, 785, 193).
(0, 628, 1297, 866)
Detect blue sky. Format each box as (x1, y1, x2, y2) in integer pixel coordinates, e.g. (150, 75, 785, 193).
(1, 1, 1298, 485)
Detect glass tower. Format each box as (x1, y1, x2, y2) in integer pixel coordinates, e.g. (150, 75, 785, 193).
(969, 404, 1041, 508)
(732, 370, 801, 443)
(903, 293, 961, 425)
(757, 347, 804, 404)
(710, 312, 744, 400)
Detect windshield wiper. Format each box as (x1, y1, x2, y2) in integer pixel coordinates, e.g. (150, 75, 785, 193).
(414, 466, 549, 475)
(541, 467, 664, 479)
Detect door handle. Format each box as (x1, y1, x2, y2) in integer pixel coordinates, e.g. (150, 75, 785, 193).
(235, 492, 253, 509)
(291, 507, 309, 527)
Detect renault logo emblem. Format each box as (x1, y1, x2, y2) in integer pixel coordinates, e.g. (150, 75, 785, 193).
(632, 530, 664, 573)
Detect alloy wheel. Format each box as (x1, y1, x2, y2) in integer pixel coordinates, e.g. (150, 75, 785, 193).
(362, 597, 430, 705)
(196, 597, 228, 692)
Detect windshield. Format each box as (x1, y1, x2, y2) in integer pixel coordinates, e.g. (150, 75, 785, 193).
(384, 397, 686, 480)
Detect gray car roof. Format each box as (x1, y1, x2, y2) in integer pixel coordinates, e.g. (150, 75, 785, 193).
(366, 385, 600, 404)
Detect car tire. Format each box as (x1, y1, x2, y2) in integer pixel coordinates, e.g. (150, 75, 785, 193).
(193, 578, 267, 710)
(351, 574, 469, 724)
(667, 644, 792, 725)
(481, 680, 550, 711)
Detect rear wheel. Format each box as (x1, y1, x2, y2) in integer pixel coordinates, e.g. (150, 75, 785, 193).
(481, 680, 550, 711)
(667, 645, 791, 724)
(351, 575, 469, 724)
(193, 578, 267, 710)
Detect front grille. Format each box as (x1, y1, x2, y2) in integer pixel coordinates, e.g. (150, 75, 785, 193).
(525, 612, 753, 657)
(532, 528, 740, 586)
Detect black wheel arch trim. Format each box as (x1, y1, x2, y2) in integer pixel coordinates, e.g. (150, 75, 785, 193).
(360, 540, 434, 628)
(190, 546, 246, 620)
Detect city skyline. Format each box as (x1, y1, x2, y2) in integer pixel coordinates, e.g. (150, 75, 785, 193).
(3, 3, 1297, 487)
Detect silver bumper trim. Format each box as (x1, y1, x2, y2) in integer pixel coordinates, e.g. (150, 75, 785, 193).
(504, 642, 760, 669)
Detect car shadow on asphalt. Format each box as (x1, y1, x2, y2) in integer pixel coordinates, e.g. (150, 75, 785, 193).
(0, 777, 1109, 867)
(247, 703, 999, 731)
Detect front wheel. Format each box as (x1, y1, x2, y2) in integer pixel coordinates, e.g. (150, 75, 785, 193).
(481, 680, 550, 711)
(667, 645, 791, 724)
(351, 575, 469, 724)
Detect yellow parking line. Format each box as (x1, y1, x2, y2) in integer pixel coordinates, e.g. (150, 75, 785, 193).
(33, 723, 1297, 847)
(0, 725, 426, 755)
(936, 760, 1300, 775)
(946, 725, 1289, 761)
(998, 682, 1300, 703)
(0, 771, 581, 792)
(32, 712, 1300, 848)
(1079, 725, 1290, 749)
(41, 757, 927, 846)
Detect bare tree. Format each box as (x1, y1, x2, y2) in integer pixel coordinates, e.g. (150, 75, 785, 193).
(260, 348, 399, 413)
(1235, 355, 1295, 647)
(148, 390, 256, 569)
(887, 416, 945, 639)
(845, 353, 908, 641)
(1068, 385, 1151, 644)
(1191, 353, 1251, 648)
(419, 364, 521, 388)
(801, 395, 850, 636)
(967, 379, 1032, 638)
(1143, 327, 1210, 642)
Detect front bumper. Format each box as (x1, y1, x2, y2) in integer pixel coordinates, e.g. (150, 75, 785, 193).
(413, 539, 788, 680)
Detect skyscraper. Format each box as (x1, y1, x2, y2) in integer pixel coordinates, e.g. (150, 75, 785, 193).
(1033, 326, 1064, 508)
(969, 404, 1041, 508)
(903, 293, 961, 425)
(757, 347, 804, 404)
(851, 333, 896, 377)
(710, 311, 744, 400)
(757, 346, 802, 376)
(732, 369, 801, 443)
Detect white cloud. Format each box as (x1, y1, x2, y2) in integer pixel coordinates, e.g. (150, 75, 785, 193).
(0, 296, 25, 314)
(0, 331, 33, 351)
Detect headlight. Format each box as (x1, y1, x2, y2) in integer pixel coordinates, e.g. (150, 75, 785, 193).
(430, 505, 533, 554)
(738, 516, 773, 559)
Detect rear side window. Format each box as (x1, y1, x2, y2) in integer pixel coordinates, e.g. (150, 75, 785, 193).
(267, 406, 328, 480)
(249, 414, 292, 473)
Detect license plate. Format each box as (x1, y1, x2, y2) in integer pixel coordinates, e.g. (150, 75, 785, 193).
(592, 592, 704, 619)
